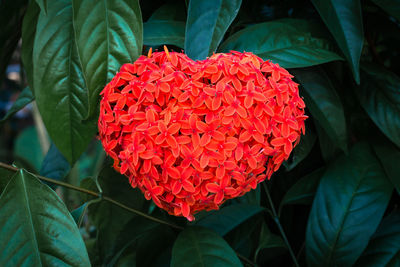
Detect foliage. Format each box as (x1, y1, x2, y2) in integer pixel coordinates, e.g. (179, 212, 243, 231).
(0, 0, 399, 266)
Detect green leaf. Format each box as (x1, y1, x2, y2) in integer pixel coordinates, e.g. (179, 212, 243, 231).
(372, 138, 400, 194)
(71, 202, 88, 227)
(311, 0, 363, 83)
(306, 143, 393, 267)
(33, 0, 96, 164)
(72, 0, 143, 118)
(279, 167, 325, 215)
(314, 120, 342, 162)
(144, 20, 185, 48)
(235, 186, 260, 205)
(35, 0, 47, 14)
(0, 87, 34, 123)
(171, 226, 242, 267)
(185, 0, 242, 60)
(0, 168, 14, 195)
(21, 0, 40, 92)
(284, 128, 317, 171)
(0, 170, 90, 266)
(40, 143, 71, 183)
(356, 65, 400, 148)
(219, 19, 342, 68)
(148, 2, 186, 21)
(355, 211, 400, 267)
(14, 126, 44, 172)
(254, 222, 286, 261)
(370, 0, 400, 22)
(195, 204, 264, 236)
(294, 68, 347, 152)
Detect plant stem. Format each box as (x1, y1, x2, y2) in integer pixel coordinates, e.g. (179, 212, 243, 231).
(237, 252, 258, 267)
(262, 182, 300, 267)
(0, 162, 183, 230)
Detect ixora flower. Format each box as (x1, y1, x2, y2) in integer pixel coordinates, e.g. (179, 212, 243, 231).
(98, 47, 307, 221)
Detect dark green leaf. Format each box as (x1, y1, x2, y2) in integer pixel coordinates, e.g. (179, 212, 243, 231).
(148, 2, 186, 21)
(195, 204, 264, 236)
(144, 20, 185, 48)
(40, 143, 70, 183)
(306, 143, 393, 267)
(284, 128, 316, 171)
(0, 87, 34, 123)
(279, 167, 325, 214)
(33, 0, 96, 164)
(355, 211, 400, 267)
(71, 202, 88, 227)
(314, 121, 342, 162)
(356, 65, 400, 148)
(370, 0, 400, 22)
(235, 186, 260, 205)
(171, 226, 242, 267)
(35, 0, 47, 14)
(72, 0, 143, 118)
(21, 0, 40, 91)
(254, 222, 286, 261)
(311, 0, 363, 83)
(294, 68, 347, 152)
(0, 170, 90, 266)
(219, 19, 342, 68)
(0, 168, 14, 195)
(14, 126, 43, 172)
(185, 0, 242, 60)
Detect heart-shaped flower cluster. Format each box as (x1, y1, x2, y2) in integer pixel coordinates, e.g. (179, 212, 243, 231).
(98, 48, 306, 220)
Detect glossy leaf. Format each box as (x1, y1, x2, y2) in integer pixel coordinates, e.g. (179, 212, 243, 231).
(355, 211, 400, 267)
(185, 0, 242, 60)
(14, 126, 43, 172)
(71, 202, 88, 227)
(35, 0, 47, 14)
(254, 222, 286, 261)
(33, 0, 96, 164)
(311, 0, 363, 83)
(21, 0, 40, 92)
(279, 167, 325, 215)
(0, 87, 34, 123)
(294, 68, 347, 152)
(370, 0, 400, 22)
(356, 65, 400, 148)
(40, 143, 70, 183)
(171, 226, 242, 267)
(72, 0, 143, 118)
(195, 204, 264, 236)
(284, 128, 316, 171)
(219, 19, 342, 68)
(0, 170, 90, 266)
(306, 143, 393, 267)
(144, 20, 185, 48)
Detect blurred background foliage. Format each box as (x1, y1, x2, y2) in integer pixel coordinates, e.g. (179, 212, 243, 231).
(0, 0, 399, 266)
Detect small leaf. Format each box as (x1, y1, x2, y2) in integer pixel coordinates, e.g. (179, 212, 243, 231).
(0, 170, 90, 266)
(311, 0, 363, 83)
(294, 68, 347, 152)
(73, 0, 143, 118)
(279, 167, 325, 215)
(306, 142, 393, 267)
(254, 222, 286, 261)
(284, 128, 317, 171)
(40, 143, 71, 183)
(171, 226, 242, 267)
(356, 65, 400, 148)
(355, 211, 400, 267)
(33, 0, 96, 164)
(144, 20, 185, 48)
(0, 87, 34, 123)
(71, 202, 88, 227)
(185, 0, 242, 60)
(219, 19, 342, 68)
(195, 204, 264, 236)
(370, 0, 400, 22)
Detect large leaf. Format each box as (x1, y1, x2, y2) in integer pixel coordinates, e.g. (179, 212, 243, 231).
(35, 0, 47, 14)
(171, 226, 242, 267)
(254, 222, 286, 261)
(283, 128, 316, 171)
(306, 143, 393, 267)
(0, 170, 90, 266)
(33, 0, 96, 164)
(0, 87, 34, 123)
(0, 168, 14, 195)
(194, 204, 264, 236)
(73, 0, 143, 118)
(355, 211, 400, 267)
(356, 65, 400, 148)
(185, 0, 242, 60)
(148, 2, 186, 21)
(311, 0, 363, 83)
(144, 20, 185, 48)
(14, 126, 43, 172)
(219, 19, 342, 68)
(370, 0, 400, 22)
(294, 68, 347, 152)
(40, 143, 70, 182)
(21, 0, 40, 92)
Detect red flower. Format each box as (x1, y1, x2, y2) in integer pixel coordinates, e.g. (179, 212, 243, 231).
(98, 47, 307, 220)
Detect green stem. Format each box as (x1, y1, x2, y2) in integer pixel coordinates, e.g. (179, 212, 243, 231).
(0, 162, 183, 230)
(263, 182, 300, 267)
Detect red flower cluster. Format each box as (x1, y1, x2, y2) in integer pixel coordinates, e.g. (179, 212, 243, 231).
(98, 47, 306, 220)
